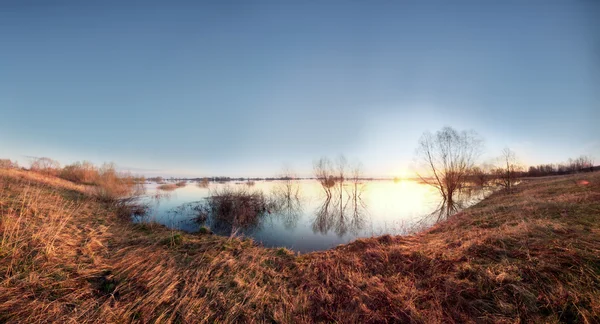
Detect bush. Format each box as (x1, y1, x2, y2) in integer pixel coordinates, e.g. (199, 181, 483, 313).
(60, 161, 98, 184)
(197, 178, 210, 188)
(157, 183, 178, 191)
(52, 161, 144, 201)
(94, 163, 144, 202)
(205, 186, 274, 230)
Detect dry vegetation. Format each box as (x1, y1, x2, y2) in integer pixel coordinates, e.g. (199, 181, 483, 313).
(157, 181, 187, 191)
(1, 168, 599, 323)
(202, 186, 273, 230)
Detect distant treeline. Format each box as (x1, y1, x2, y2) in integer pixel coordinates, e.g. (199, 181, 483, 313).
(525, 155, 595, 177)
(146, 176, 314, 183)
(146, 176, 392, 183)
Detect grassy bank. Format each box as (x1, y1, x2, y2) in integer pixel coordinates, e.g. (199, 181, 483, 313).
(1, 168, 599, 323)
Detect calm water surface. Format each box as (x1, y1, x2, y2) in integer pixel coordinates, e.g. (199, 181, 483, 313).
(138, 180, 485, 252)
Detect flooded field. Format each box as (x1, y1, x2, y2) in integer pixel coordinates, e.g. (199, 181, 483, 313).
(138, 179, 487, 252)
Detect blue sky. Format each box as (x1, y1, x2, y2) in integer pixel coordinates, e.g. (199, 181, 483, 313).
(1, 1, 598, 177)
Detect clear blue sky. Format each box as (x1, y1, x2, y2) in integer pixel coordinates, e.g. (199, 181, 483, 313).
(1, 1, 598, 177)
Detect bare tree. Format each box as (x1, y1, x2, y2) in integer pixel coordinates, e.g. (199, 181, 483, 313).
(335, 155, 348, 208)
(30, 157, 61, 175)
(415, 127, 483, 219)
(313, 157, 335, 198)
(495, 148, 522, 193)
(346, 160, 365, 201)
(273, 165, 300, 201)
(570, 155, 594, 173)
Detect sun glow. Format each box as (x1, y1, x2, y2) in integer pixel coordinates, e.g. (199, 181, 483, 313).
(392, 168, 412, 180)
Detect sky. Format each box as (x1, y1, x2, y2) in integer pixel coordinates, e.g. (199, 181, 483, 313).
(1, 0, 599, 177)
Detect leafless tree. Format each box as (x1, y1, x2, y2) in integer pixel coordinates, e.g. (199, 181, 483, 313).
(313, 157, 335, 198)
(334, 155, 348, 211)
(349, 161, 364, 200)
(30, 157, 61, 175)
(415, 126, 483, 219)
(569, 155, 594, 173)
(275, 165, 300, 200)
(495, 148, 523, 193)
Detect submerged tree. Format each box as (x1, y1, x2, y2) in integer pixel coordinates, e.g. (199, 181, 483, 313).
(314, 157, 335, 198)
(349, 161, 364, 201)
(274, 165, 300, 200)
(415, 126, 483, 219)
(271, 165, 302, 229)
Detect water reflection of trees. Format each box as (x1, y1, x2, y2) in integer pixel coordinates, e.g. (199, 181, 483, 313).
(312, 157, 368, 237)
(419, 183, 488, 226)
(313, 183, 368, 237)
(272, 193, 302, 229)
(186, 168, 305, 235)
(261, 166, 302, 230)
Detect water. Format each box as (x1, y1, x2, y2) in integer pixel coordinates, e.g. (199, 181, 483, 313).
(137, 180, 487, 253)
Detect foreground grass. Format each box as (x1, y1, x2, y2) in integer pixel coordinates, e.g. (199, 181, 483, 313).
(1, 168, 599, 323)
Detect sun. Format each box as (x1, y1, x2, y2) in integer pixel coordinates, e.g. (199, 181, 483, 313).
(393, 168, 410, 180)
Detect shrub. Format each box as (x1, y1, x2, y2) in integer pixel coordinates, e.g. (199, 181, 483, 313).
(60, 161, 98, 183)
(197, 178, 210, 188)
(95, 163, 143, 201)
(157, 183, 178, 191)
(204, 186, 274, 230)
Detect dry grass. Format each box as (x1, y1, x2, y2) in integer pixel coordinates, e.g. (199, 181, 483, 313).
(157, 183, 178, 191)
(204, 186, 273, 231)
(1, 169, 599, 323)
(157, 181, 186, 191)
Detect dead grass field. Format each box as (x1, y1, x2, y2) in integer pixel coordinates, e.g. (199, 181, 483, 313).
(1, 168, 599, 323)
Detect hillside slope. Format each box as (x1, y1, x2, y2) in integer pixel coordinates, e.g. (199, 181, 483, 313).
(1, 168, 599, 323)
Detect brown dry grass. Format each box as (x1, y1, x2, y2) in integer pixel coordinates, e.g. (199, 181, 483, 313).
(157, 183, 179, 191)
(1, 169, 599, 323)
(157, 181, 187, 191)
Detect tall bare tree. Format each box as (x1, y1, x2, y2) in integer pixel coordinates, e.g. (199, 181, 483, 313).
(415, 127, 483, 218)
